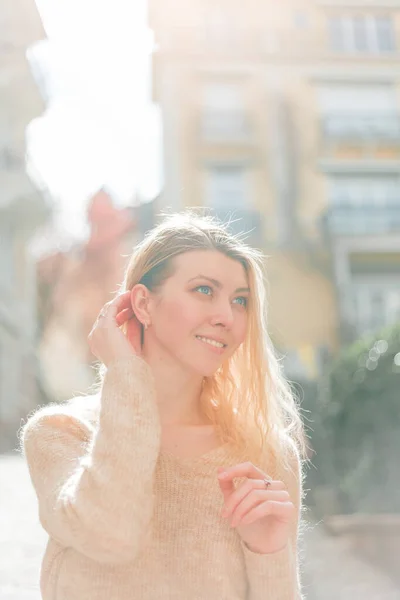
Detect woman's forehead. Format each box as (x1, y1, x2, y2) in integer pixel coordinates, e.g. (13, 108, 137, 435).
(171, 250, 249, 286)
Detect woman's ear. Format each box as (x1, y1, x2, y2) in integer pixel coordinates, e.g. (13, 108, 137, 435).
(130, 284, 151, 328)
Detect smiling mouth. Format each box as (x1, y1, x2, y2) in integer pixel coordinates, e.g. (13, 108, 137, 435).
(195, 335, 227, 349)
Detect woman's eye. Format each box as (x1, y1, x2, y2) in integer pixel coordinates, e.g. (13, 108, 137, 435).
(233, 296, 247, 307)
(195, 285, 213, 296)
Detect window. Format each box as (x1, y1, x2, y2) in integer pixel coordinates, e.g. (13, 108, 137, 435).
(329, 17, 345, 52)
(352, 278, 400, 335)
(318, 84, 400, 140)
(293, 11, 309, 29)
(353, 16, 368, 52)
(205, 165, 249, 210)
(202, 83, 248, 140)
(329, 15, 395, 53)
(204, 165, 260, 242)
(319, 84, 396, 114)
(203, 83, 243, 112)
(329, 175, 399, 207)
(376, 17, 396, 52)
(327, 176, 400, 234)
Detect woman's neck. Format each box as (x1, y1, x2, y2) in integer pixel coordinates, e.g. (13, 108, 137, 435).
(142, 349, 210, 428)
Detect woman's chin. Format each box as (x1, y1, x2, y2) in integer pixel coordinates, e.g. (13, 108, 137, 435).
(187, 359, 225, 378)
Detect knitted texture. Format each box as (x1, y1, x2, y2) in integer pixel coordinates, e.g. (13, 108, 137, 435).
(22, 356, 302, 599)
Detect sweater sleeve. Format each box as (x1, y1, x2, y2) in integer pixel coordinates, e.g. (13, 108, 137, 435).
(21, 355, 161, 565)
(242, 438, 304, 600)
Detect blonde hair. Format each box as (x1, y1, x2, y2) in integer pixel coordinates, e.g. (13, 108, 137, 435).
(118, 211, 306, 469)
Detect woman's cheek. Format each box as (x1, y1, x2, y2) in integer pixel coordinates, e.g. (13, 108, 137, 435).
(166, 299, 198, 331)
(236, 315, 248, 345)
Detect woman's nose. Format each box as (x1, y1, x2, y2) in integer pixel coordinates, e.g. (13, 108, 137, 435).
(210, 301, 234, 328)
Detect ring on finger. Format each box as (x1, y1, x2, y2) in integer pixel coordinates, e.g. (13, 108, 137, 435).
(263, 478, 272, 489)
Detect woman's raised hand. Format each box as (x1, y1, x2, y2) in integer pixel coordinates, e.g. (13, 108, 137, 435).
(88, 291, 142, 367)
(218, 462, 296, 555)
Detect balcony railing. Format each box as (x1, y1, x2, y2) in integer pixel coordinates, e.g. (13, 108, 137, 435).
(322, 201, 400, 235)
(322, 114, 400, 142)
(201, 110, 252, 143)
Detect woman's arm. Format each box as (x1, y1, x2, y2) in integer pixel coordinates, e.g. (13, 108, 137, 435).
(241, 440, 304, 599)
(22, 355, 161, 565)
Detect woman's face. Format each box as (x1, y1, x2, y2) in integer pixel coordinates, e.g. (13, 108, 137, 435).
(146, 250, 250, 377)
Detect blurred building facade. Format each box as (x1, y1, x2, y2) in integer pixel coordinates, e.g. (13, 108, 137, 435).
(149, 0, 400, 380)
(0, 0, 49, 449)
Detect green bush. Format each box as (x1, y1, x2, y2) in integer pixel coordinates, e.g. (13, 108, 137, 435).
(312, 323, 400, 514)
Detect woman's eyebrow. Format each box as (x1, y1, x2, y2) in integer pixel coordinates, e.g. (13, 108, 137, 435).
(188, 275, 250, 293)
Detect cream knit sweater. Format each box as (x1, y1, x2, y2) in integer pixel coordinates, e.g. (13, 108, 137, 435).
(22, 356, 303, 599)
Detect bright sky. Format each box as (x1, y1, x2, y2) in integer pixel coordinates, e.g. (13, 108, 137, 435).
(27, 0, 161, 239)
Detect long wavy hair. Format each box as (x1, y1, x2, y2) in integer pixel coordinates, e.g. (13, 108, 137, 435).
(108, 211, 306, 469)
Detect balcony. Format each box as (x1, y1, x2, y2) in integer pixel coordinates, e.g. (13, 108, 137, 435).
(200, 110, 253, 144)
(322, 201, 400, 236)
(322, 114, 400, 144)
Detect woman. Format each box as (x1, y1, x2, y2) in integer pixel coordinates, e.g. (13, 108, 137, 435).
(22, 212, 306, 599)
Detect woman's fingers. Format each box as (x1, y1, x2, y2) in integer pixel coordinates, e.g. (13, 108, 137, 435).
(218, 461, 272, 483)
(222, 479, 288, 519)
(218, 461, 289, 527)
(217, 468, 236, 503)
(238, 500, 295, 527)
(115, 307, 135, 327)
(112, 291, 133, 314)
(88, 291, 138, 365)
(98, 292, 132, 321)
(228, 489, 291, 527)
(218, 461, 285, 505)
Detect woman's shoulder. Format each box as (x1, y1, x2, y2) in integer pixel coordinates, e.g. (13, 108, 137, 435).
(20, 394, 100, 454)
(272, 430, 305, 503)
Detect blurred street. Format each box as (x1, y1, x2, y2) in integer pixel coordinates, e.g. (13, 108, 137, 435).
(1, 452, 399, 600)
(0, 454, 47, 600)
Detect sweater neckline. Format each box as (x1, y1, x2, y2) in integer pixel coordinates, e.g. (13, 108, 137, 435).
(159, 441, 233, 467)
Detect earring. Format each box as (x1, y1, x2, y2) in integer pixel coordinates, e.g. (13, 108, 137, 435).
(144, 322, 148, 331)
